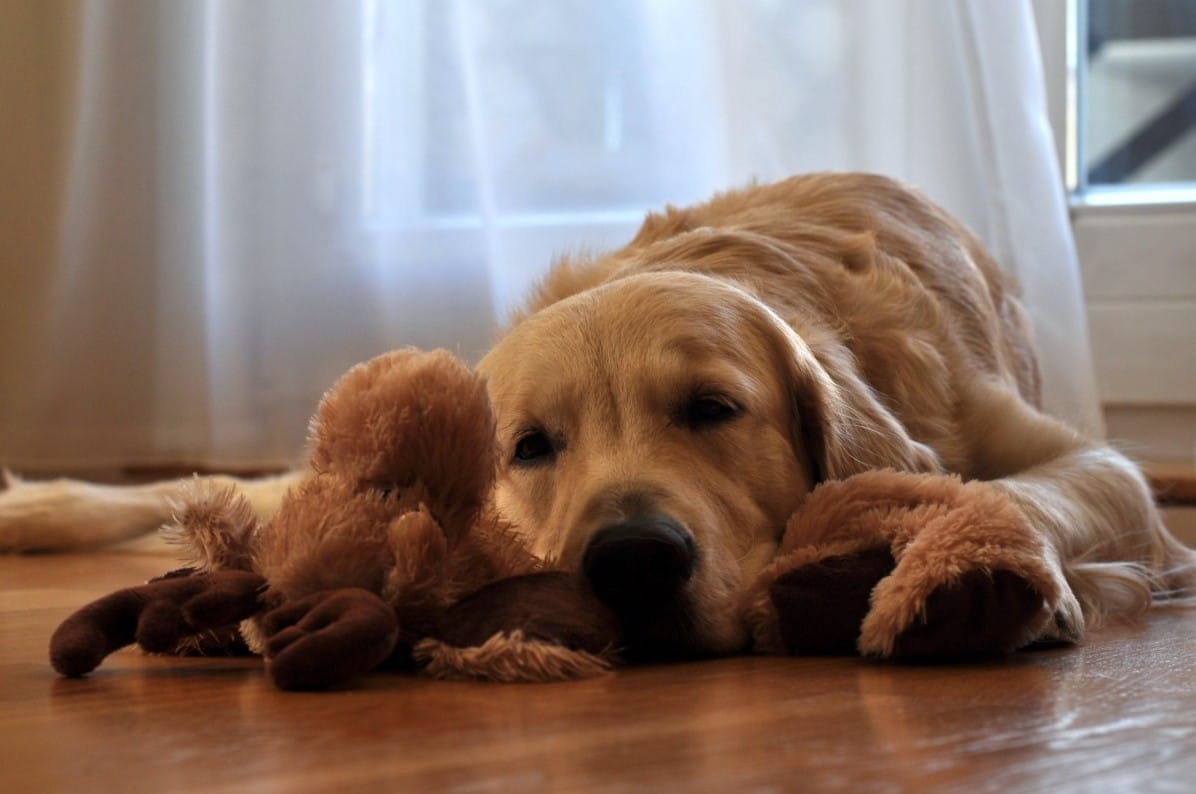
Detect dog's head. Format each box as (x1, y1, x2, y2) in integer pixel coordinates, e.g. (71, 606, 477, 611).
(478, 270, 937, 660)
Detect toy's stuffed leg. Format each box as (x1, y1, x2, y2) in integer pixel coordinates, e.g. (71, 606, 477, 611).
(744, 471, 1064, 660)
(50, 569, 266, 677)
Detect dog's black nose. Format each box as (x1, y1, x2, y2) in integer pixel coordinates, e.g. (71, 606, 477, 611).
(582, 517, 696, 608)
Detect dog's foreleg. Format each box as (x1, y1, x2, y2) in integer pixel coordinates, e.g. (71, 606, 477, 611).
(995, 446, 1196, 629)
(966, 389, 1196, 635)
(0, 469, 302, 553)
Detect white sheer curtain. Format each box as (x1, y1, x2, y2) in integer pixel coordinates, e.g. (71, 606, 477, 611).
(0, 0, 1101, 471)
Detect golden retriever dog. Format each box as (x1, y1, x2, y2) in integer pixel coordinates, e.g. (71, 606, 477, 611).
(3, 173, 1194, 659)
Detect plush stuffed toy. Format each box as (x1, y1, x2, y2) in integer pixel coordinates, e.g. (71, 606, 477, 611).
(50, 349, 1062, 690)
(50, 350, 621, 689)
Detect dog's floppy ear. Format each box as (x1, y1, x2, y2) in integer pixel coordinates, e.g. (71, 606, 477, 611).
(782, 332, 941, 483)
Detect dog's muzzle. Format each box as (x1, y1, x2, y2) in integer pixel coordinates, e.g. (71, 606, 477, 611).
(581, 515, 695, 609)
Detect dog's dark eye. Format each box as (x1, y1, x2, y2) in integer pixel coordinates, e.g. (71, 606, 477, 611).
(513, 430, 555, 465)
(680, 395, 740, 428)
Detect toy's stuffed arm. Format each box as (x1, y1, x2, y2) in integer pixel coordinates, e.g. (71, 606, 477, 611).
(744, 471, 1069, 660)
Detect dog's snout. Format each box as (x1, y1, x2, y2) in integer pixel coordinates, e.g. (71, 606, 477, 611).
(582, 516, 695, 608)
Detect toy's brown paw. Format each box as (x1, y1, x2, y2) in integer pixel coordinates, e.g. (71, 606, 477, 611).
(50, 569, 266, 677)
(769, 547, 895, 655)
(889, 569, 1046, 660)
(415, 572, 620, 682)
(261, 588, 399, 690)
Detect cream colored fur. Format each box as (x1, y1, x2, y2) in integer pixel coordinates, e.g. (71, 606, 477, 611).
(0, 469, 299, 552)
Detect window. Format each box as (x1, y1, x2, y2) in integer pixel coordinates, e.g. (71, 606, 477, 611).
(1071, 0, 1196, 204)
(1042, 0, 1196, 461)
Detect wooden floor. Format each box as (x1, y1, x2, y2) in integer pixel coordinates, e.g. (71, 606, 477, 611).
(2, 550, 1195, 793)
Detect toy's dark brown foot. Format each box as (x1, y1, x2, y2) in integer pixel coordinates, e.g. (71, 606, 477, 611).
(260, 588, 399, 690)
(415, 571, 621, 681)
(768, 547, 895, 655)
(50, 569, 266, 677)
(888, 569, 1047, 660)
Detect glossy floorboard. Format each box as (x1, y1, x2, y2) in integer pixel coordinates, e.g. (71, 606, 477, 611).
(2, 551, 1194, 793)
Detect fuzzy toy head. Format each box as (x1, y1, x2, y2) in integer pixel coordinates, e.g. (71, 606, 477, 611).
(307, 348, 498, 544)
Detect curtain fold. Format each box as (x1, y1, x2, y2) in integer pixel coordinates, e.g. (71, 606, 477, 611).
(0, 0, 1101, 470)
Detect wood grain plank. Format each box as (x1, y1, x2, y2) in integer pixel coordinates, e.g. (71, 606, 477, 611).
(2, 552, 1195, 793)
